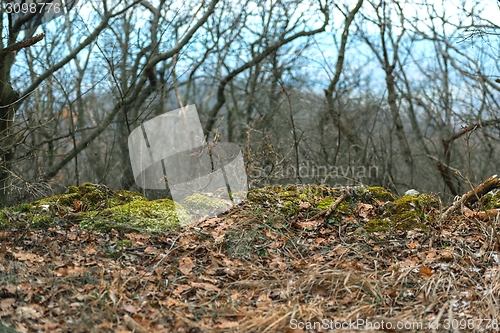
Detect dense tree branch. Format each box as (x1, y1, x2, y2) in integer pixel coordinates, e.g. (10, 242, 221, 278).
(203, 4, 330, 136)
(21, 1, 142, 97)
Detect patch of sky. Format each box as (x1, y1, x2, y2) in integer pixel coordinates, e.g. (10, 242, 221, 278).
(6, 0, 500, 115)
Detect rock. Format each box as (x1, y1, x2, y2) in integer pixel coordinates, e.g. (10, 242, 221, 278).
(404, 189, 420, 196)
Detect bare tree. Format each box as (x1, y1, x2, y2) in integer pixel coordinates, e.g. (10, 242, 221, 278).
(357, 0, 414, 188)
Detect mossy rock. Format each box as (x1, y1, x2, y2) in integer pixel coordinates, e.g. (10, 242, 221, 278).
(247, 184, 346, 217)
(479, 191, 500, 210)
(31, 182, 146, 214)
(364, 218, 392, 232)
(316, 197, 334, 210)
(0, 203, 55, 229)
(80, 198, 189, 232)
(182, 193, 232, 216)
(357, 186, 396, 203)
(373, 193, 439, 231)
(316, 197, 352, 215)
(0, 183, 188, 232)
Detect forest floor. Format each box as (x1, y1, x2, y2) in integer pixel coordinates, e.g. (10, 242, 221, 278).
(0, 183, 499, 332)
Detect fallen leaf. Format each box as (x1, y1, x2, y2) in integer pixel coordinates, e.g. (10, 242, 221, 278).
(0, 298, 15, 309)
(299, 201, 312, 210)
(15, 306, 41, 319)
(191, 282, 220, 292)
(293, 220, 322, 229)
(440, 249, 454, 261)
(419, 266, 434, 279)
(72, 199, 83, 212)
(172, 285, 191, 296)
(122, 304, 140, 314)
(179, 256, 195, 275)
(407, 240, 419, 249)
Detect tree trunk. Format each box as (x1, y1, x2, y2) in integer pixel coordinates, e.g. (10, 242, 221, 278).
(0, 51, 21, 206)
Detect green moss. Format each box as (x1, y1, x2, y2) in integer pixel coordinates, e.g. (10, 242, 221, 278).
(0, 205, 55, 229)
(31, 183, 147, 214)
(247, 190, 276, 205)
(336, 201, 351, 213)
(358, 186, 396, 203)
(182, 193, 231, 215)
(316, 197, 334, 210)
(377, 193, 439, 231)
(33, 192, 80, 209)
(281, 200, 299, 215)
(0, 183, 184, 232)
(247, 185, 344, 218)
(394, 211, 424, 231)
(365, 218, 392, 232)
(66, 185, 79, 194)
(30, 215, 54, 228)
(11, 204, 33, 213)
(80, 198, 189, 232)
(113, 190, 147, 203)
(391, 194, 438, 214)
(480, 192, 500, 210)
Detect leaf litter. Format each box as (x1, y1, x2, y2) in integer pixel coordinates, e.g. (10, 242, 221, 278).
(0, 183, 499, 332)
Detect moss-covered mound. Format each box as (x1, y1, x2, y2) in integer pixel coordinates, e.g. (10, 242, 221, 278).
(0, 183, 442, 235)
(0, 183, 187, 232)
(363, 192, 439, 232)
(357, 186, 397, 203)
(80, 198, 189, 233)
(182, 192, 232, 220)
(246, 185, 440, 233)
(247, 184, 344, 216)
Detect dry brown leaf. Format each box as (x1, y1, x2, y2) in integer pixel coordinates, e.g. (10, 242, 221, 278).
(401, 257, 419, 268)
(440, 249, 454, 261)
(198, 274, 218, 284)
(15, 306, 41, 320)
(355, 203, 375, 219)
(256, 292, 271, 308)
(54, 266, 83, 277)
(179, 256, 195, 275)
(159, 297, 182, 308)
(265, 230, 278, 239)
(122, 303, 140, 314)
(293, 219, 322, 229)
(212, 319, 240, 329)
(172, 285, 191, 296)
(269, 257, 287, 270)
(13, 252, 40, 262)
(0, 298, 15, 309)
(144, 246, 157, 254)
(191, 282, 220, 292)
(419, 266, 434, 279)
(72, 199, 83, 212)
(298, 201, 312, 210)
(407, 240, 419, 249)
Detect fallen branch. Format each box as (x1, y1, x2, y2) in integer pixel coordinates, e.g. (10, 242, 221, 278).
(441, 174, 500, 220)
(321, 190, 349, 220)
(293, 189, 349, 229)
(462, 206, 500, 221)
